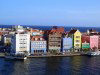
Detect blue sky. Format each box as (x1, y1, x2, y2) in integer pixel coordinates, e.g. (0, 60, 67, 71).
(0, 0, 100, 27)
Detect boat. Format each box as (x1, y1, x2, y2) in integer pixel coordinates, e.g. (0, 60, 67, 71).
(5, 53, 27, 60)
(87, 51, 100, 56)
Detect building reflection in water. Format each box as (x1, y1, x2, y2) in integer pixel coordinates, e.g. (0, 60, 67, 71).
(0, 56, 100, 75)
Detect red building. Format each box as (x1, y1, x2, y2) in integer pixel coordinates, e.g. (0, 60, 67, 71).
(81, 34, 90, 49)
(82, 34, 90, 43)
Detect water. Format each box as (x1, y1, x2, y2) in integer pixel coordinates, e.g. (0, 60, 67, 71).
(0, 56, 100, 75)
(0, 25, 100, 32)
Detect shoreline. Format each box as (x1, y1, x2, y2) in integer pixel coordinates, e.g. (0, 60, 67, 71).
(0, 52, 87, 58)
(27, 55, 82, 58)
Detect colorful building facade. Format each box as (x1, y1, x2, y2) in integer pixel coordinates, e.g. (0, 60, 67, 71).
(31, 36, 47, 54)
(82, 35, 90, 49)
(63, 36, 72, 52)
(98, 35, 100, 49)
(30, 29, 47, 54)
(90, 35, 99, 50)
(48, 27, 64, 52)
(69, 29, 82, 51)
(74, 30, 82, 49)
(82, 42, 90, 49)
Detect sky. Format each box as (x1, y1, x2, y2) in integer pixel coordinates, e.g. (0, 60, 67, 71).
(0, 0, 100, 27)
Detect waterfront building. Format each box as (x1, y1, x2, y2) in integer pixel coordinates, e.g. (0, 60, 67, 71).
(9, 31, 16, 35)
(90, 35, 99, 50)
(82, 34, 90, 50)
(11, 33, 30, 54)
(30, 29, 46, 54)
(0, 31, 9, 35)
(98, 33, 100, 49)
(69, 29, 82, 51)
(30, 29, 44, 36)
(63, 34, 72, 52)
(15, 25, 25, 33)
(0, 32, 3, 41)
(3, 34, 13, 46)
(0, 32, 3, 45)
(87, 29, 98, 35)
(48, 27, 64, 52)
(0, 31, 10, 45)
(31, 36, 47, 54)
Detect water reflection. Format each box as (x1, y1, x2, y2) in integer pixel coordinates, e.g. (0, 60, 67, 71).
(0, 56, 100, 75)
(45, 57, 63, 75)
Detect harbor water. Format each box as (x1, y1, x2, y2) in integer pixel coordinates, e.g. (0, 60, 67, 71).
(0, 56, 100, 75)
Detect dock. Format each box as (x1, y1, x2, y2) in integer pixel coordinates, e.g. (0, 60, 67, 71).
(0, 53, 5, 57)
(27, 52, 84, 58)
(0, 52, 88, 58)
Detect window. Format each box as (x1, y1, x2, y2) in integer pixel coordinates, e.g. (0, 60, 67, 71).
(58, 45, 60, 47)
(76, 36, 80, 38)
(76, 44, 79, 46)
(76, 40, 80, 42)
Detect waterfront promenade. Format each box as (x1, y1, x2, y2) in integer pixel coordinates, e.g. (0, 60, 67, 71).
(28, 52, 86, 58)
(0, 52, 87, 58)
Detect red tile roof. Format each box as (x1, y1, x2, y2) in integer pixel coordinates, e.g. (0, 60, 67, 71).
(30, 29, 44, 34)
(49, 27, 64, 34)
(31, 36, 45, 41)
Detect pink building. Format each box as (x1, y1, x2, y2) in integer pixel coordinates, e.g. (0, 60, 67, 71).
(90, 35, 99, 50)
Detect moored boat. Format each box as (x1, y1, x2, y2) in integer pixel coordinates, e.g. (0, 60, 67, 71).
(87, 51, 100, 56)
(5, 53, 27, 60)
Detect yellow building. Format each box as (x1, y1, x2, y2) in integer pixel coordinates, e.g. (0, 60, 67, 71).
(69, 29, 82, 51)
(74, 30, 82, 49)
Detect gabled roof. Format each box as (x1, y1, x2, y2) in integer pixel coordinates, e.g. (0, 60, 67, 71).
(69, 29, 77, 34)
(89, 29, 97, 32)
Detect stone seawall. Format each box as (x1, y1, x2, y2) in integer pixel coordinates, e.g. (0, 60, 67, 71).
(0, 52, 87, 58)
(28, 52, 85, 58)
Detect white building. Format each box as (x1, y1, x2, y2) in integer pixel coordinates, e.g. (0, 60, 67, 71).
(11, 33, 30, 54)
(14, 25, 25, 33)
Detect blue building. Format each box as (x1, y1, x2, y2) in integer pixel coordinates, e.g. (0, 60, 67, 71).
(31, 37, 47, 54)
(63, 37, 72, 52)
